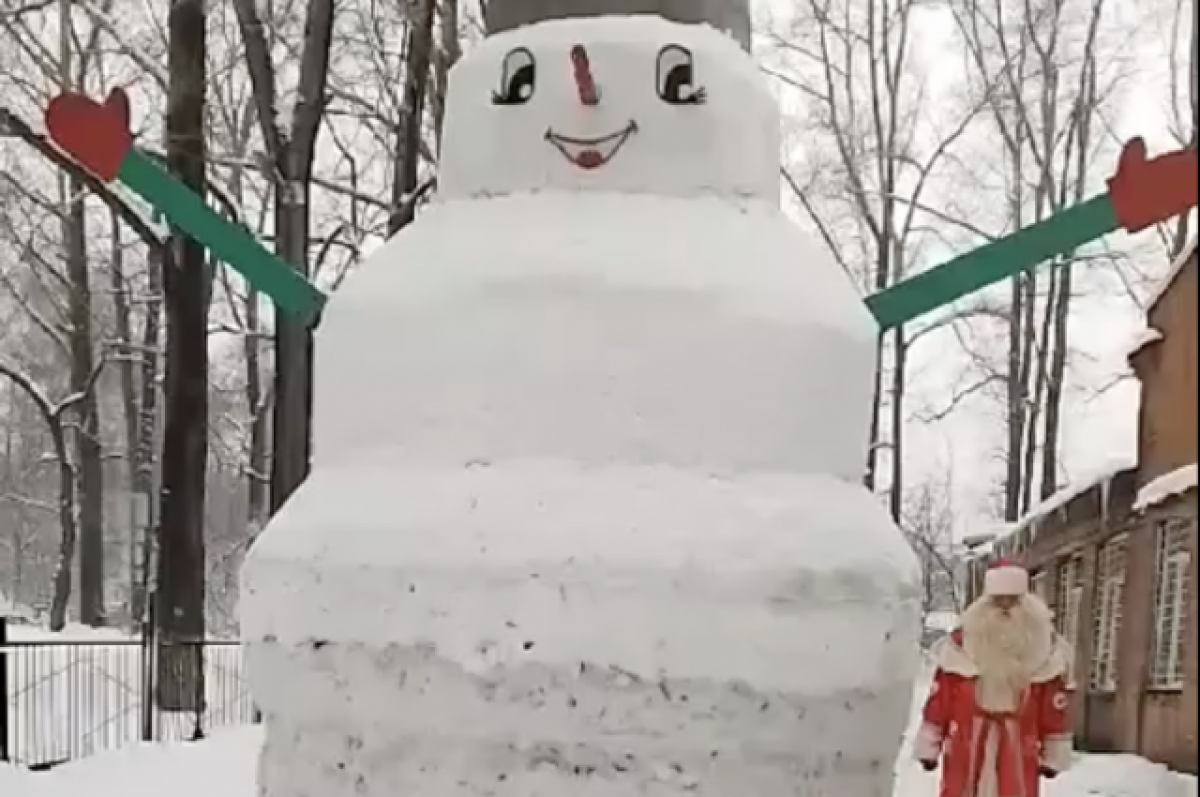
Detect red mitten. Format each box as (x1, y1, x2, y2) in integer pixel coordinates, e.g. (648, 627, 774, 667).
(45, 88, 133, 182)
(1107, 138, 1199, 233)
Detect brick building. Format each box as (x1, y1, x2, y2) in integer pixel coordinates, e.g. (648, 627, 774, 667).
(963, 237, 1198, 773)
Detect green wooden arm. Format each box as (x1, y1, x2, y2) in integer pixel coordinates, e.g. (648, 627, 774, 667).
(45, 88, 326, 326)
(44, 90, 1196, 334)
(866, 140, 1198, 331)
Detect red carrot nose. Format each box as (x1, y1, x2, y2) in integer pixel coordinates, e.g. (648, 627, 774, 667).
(570, 45, 599, 106)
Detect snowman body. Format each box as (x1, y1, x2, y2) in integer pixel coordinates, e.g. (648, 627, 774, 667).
(241, 17, 921, 796)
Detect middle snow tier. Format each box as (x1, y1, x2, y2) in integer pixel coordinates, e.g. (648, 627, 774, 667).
(312, 193, 878, 482)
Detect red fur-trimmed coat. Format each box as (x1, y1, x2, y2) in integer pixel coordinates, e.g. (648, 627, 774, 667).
(913, 629, 1075, 797)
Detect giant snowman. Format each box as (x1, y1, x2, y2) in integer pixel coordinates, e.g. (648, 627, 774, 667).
(240, 1, 922, 793)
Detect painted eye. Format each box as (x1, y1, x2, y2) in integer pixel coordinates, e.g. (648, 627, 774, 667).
(493, 47, 536, 105)
(656, 45, 705, 105)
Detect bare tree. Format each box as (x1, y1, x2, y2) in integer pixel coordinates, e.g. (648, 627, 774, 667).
(232, 0, 336, 517)
(0, 359, 106, 630)
(950, 0, 1118, 516)
(51, 0, 112, 626)
(901, 471, 963, 624)
(155, 0, 209, 712)
(2, 0, 173, 626)
(431, 0, 463, 146)
(771, 0, 988, 520)
(389, 0, 438, 234)
(1162, 0, 1197, 255)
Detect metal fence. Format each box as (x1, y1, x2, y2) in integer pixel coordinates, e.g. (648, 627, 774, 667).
(0, 617, 255, 768)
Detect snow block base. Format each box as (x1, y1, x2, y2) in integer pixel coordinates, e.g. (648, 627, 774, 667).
(242, 462, 921, 796)
(252, 644, 913, 795)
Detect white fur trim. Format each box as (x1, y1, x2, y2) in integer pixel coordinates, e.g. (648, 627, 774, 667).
(985, 564, 1029, 596)
(912, 722, 943, 762)
(1041, 734, 1073, 773)
(932, 631, 1072, 683)
(932, 634, 978, 676)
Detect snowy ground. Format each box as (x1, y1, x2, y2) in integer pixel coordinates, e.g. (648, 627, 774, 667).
(3, 706, 1195, 797)
(2, 623, 252, 765)
(1, 634, 1193, 795)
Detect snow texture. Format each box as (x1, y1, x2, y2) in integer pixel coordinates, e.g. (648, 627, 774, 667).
(438, 18, 780, 201)
(7, 688, 1199, 797)
(242, 14, 922, 797)
(1126, 326, 1164, 358)
(244, 464, 921, 795)
(1135, 463, 1199, 511)
(310, 194, 878, 481)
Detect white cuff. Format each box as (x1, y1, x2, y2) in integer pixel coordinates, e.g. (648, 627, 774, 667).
(912, 722, 943, 762)
(1041, 734, 1073, 773)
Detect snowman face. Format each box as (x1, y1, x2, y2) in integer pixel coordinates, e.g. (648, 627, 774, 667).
(492, 42, 703, 171)
(436, 17, 780, 202)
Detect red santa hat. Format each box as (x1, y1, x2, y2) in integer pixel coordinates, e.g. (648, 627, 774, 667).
(984, 558, 1029, 597)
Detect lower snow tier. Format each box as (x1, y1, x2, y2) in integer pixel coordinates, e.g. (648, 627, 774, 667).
(241, 460, 921, 796)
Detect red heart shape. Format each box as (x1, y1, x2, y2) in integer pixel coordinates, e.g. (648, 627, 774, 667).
(45, 89, 133, 182)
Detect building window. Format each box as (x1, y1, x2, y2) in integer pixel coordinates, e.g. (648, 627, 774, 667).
(1090, 535, 1127, 692)
(1056, 555, 1084, 650)
(1150, 521, 1192, 690)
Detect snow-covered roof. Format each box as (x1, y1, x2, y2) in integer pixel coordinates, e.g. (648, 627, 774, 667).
(1134, 462, 1198, 512)
(1145, 234, 1197, 312)
(1015, 458, 1136, 531)
(964, 459, 1136, 562)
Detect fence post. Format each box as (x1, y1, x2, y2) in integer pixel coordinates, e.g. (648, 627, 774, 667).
(1, 616, 9, 762)
(140, 619, 155, 742)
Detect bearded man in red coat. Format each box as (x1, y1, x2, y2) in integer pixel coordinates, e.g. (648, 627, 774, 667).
(914, 558, 1075, 797)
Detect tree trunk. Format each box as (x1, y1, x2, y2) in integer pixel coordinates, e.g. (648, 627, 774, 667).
(64, 176, 106, 627)
(1043, 58, 1099, 500)
(156, 0, 209, 713)
(111, 212, 138, 486)
(431, 0, 462, 147)
(389, 0, 437, 235)
(1040, 262, 1071, 498)
(47, 421, 78, 633)
(131, 249, 163, 626)
(232, 0, 336, 517)
(1023, 267, 1056, 509)
(56, 0, 106, 630)
(245, 297, 269, 527)
(269, 192, 314, 516)
(889, 326, 906, 523)
(864, 351, 884, 491)
(110, 210, 140, 627)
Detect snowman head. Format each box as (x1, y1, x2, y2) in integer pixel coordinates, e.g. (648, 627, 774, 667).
(437, 17, 780, 203)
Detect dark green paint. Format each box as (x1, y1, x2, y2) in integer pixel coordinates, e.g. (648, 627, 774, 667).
(119, 151, 327, 324)
(866, 194, 1119, 331)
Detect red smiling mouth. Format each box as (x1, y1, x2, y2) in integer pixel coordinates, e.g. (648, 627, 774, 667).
(545, 121, 638, 170)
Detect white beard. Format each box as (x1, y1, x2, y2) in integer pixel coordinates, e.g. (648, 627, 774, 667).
(961, 595, 1053, 712)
